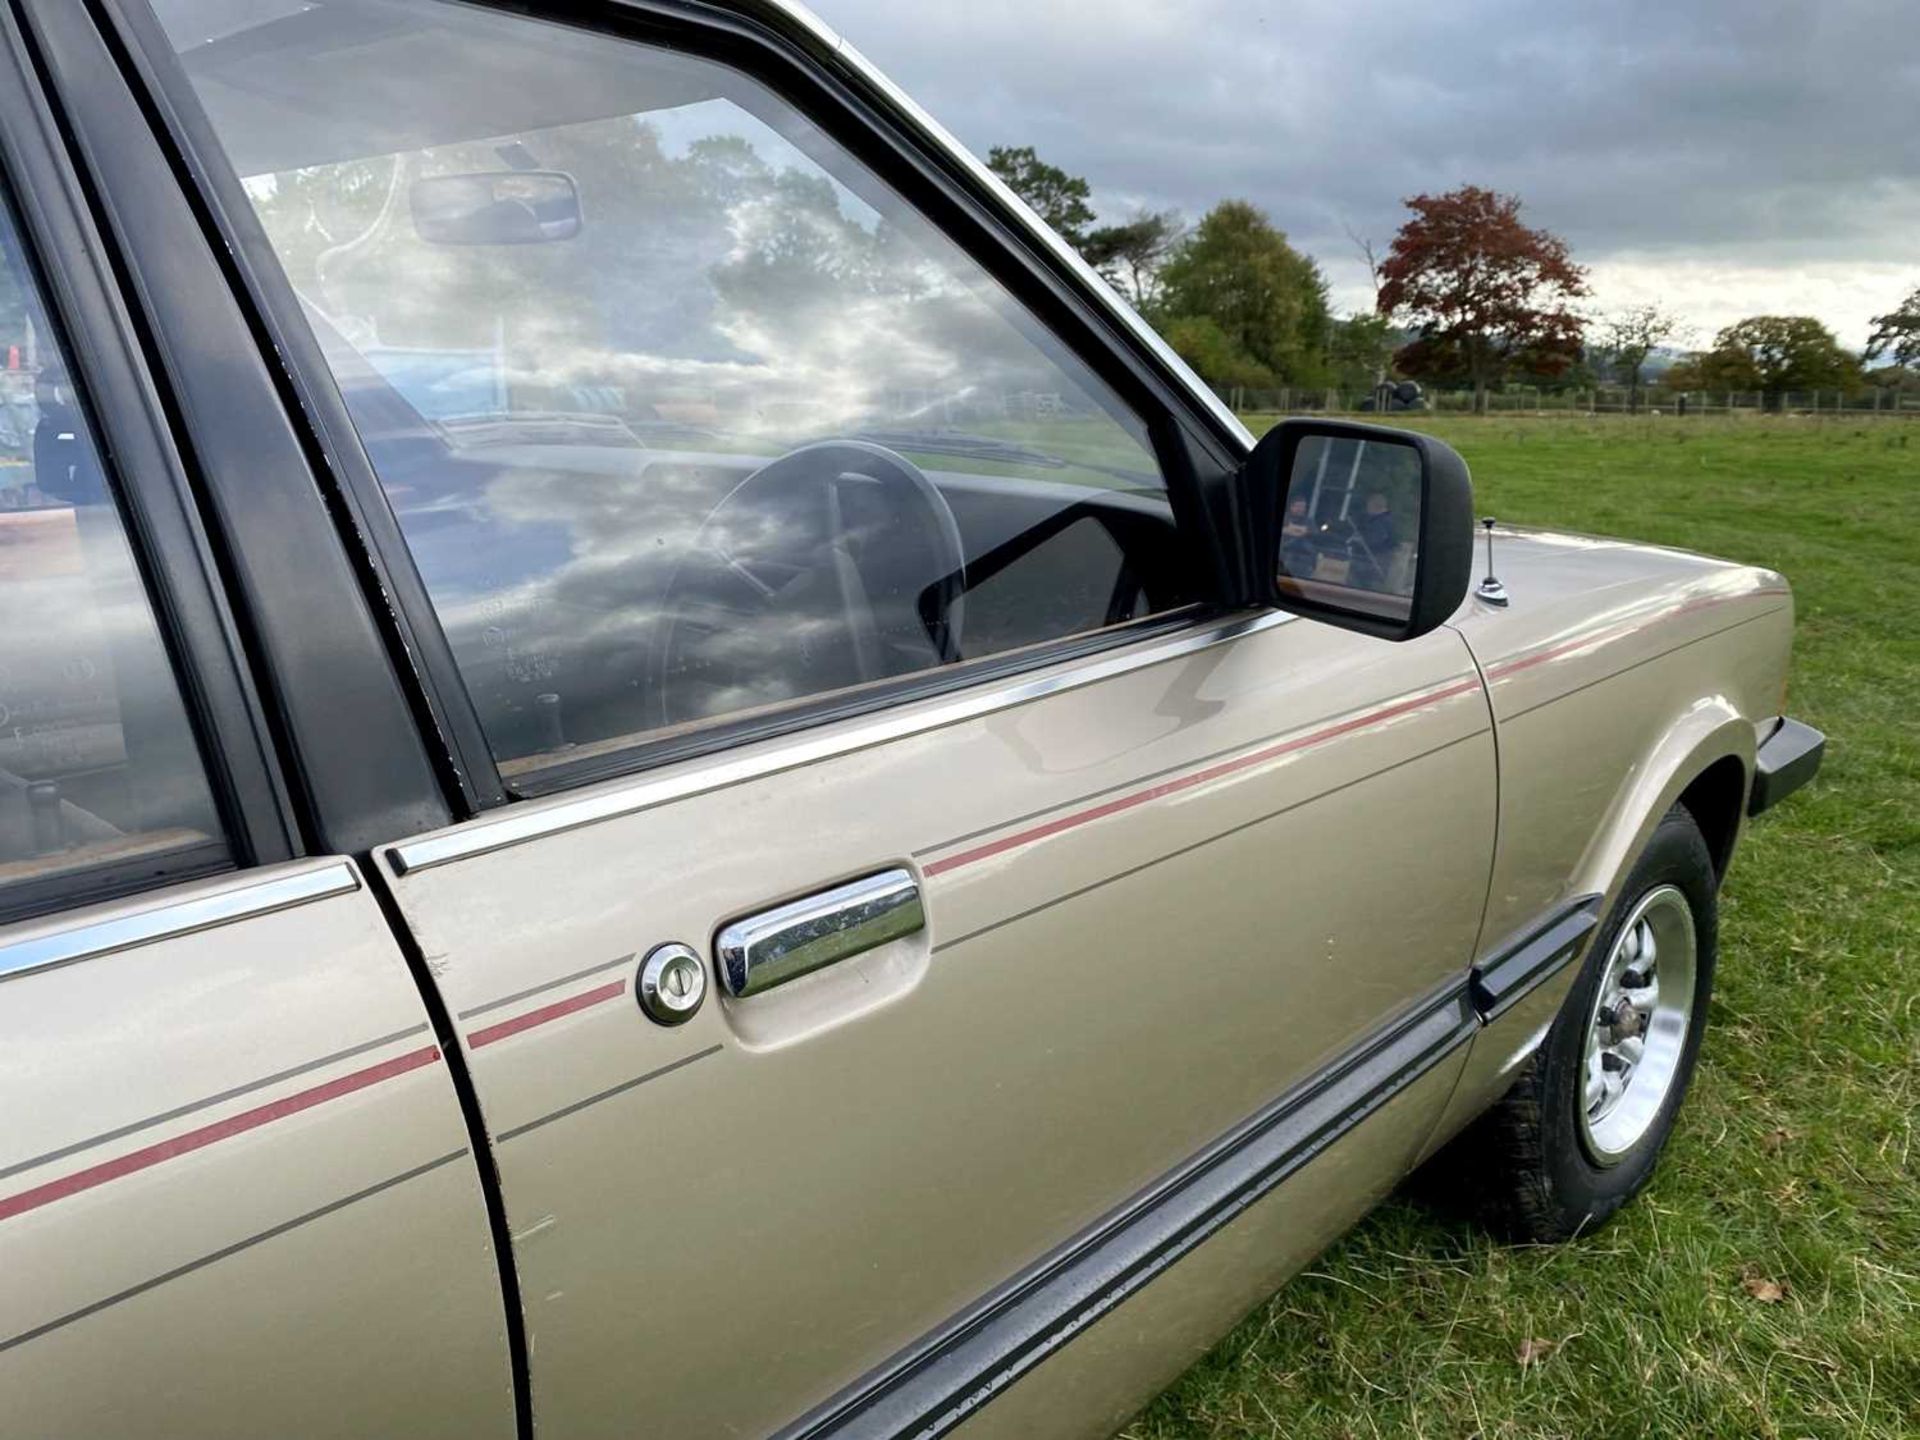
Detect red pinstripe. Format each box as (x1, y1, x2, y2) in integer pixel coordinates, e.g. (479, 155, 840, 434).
(0, 1045, 441, 1224)
(925, 677, 1482, 877)
(1486, 587, 1790, 681)
(924, 586, 1788, 879)
(466, 979, 627, 1049)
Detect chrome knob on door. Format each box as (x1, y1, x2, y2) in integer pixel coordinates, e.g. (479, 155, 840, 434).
(637, 943, 708, 1025)
(715, 869, 925, 998)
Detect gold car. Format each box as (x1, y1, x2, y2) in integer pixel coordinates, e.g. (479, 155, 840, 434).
(0, 3, 1822, 1437)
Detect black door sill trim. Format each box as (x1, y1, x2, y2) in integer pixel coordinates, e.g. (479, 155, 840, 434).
(777, 983, 1477, 1440)
(1468, 894, 1602, 1023)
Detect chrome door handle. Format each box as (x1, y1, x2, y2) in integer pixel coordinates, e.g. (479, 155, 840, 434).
(716, 868, 925, 998)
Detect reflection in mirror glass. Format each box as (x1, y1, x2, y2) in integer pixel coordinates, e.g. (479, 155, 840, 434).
(1277, 436, 1422, 625)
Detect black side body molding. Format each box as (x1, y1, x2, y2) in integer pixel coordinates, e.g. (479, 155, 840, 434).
(1748, 716, 1824, 816)
(777, 984, 1478, 1440)
(1468, 895, 1603, 1023)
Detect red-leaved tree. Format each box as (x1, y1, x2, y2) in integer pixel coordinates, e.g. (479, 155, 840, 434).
(1376, 186, 1588, 410)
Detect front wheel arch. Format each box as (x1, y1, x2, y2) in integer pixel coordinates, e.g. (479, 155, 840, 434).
(1676, 752, 1749, 880)
(1569, 701, 1753, 914)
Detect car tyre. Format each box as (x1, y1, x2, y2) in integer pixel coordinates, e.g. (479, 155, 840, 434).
(1447, 804, 1719, 1243)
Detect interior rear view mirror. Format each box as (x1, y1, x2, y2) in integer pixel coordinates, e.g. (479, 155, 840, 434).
(1242, 419, 1474, 641)
(410, 171, 582, 245)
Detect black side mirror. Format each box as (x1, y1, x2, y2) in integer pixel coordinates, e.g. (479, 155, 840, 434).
(1242, 418, 1474, 642)
(411, 170, 582, 245)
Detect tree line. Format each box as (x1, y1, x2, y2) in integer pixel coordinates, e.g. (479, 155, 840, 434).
(986, 145, 1920, 412)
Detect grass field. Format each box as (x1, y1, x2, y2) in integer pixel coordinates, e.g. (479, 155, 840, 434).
(1126, 416, 1919, 1440)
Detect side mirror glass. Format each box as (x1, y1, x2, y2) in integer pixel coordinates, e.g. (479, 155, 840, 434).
(410, 171, 582, 245)
(1243, 419, 1474, 641)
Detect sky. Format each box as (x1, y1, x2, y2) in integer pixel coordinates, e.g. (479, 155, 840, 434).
(808, 0, 1919, 352)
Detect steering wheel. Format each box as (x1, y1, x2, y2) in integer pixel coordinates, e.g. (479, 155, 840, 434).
(652, 441, 967, 728)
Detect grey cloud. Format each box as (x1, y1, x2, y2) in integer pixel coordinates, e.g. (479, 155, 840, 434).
(813, 0, 1919, 319)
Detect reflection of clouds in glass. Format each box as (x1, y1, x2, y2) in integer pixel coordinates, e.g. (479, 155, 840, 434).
(713, 293, 971, 439)
(416, 455, 736, 749)
(409, 442, 966, 755)
(200, 12, 1168, 768)
(252, 98, 1144, 454)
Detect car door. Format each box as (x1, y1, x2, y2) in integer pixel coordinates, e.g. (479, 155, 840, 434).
(0, 50, 514, 1437)
(123, 2, 1498, 1434)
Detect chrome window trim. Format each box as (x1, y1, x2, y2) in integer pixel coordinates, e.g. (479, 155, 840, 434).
(725, 0, 1253, 454)
(386, 609, 1296, 876)
(0, 860, 361, 985)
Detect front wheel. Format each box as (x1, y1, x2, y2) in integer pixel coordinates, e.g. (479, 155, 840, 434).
(1449, 805, 1719, 1242)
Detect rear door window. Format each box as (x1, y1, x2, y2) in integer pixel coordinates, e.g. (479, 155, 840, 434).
(0, 191, 227, 910)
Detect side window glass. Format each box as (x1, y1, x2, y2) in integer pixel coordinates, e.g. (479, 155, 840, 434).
(0, 196, 227, 908)
(154, 0, 1195, 783)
